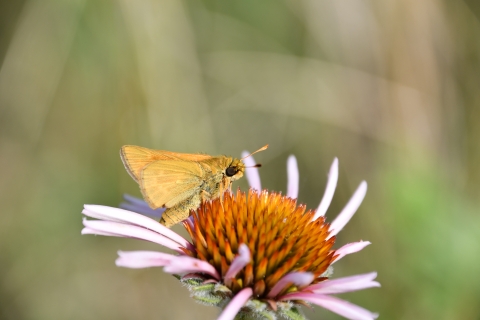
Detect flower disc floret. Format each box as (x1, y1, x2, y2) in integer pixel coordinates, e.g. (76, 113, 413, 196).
(183, 189, 336, 299)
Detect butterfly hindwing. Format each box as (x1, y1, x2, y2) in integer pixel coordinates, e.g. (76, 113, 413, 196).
(139, 160, 206, 209)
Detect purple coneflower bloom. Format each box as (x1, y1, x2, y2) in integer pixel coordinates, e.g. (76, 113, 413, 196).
(82, 155, 379, 320)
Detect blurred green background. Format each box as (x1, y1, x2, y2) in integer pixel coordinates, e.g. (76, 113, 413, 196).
(1, 0, 480, 319)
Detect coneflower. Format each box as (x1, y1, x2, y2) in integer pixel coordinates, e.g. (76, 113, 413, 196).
(82, 156, 379, 320)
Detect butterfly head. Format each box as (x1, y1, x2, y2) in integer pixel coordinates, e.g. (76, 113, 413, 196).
(225, 144, 268, 181)
(225, 158, 245, 181)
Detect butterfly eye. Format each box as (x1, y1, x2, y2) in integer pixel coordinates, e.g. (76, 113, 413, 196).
(226, 166, 238, 177)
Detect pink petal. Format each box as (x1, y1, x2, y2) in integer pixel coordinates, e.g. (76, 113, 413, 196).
(115, 251, 176, 268)
(332, 241, 371, 264)
(286, 155, 299, 199)
(280, 293, 378, 320)
(224, 244, 251, 282)
(120, 194, 165, 218)
(313, 158, 339, 220)
(304, 272, 380, 294)
(82, 205, 193, 251)
(81, 227, 122, 237)
(267, 272, 314, 298)
(122, 194, 151, 208)
(217, 288, 253, 320)
(328, 181, 367, 238)
(185, 216, 195, 229)
(241, 151, 261, 191)
(82, 219, 184, 253)
(163, 256, 220, 280)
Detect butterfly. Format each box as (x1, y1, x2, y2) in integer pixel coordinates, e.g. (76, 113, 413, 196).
(120, 144, 268, 227)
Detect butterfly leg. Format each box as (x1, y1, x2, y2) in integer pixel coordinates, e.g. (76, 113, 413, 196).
(200, 190, 211, 201)
(159, 193, 202, 228)
(218, 179, 231, 210)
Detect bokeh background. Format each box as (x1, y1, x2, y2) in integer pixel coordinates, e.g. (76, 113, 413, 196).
(1, 0, 480, 319)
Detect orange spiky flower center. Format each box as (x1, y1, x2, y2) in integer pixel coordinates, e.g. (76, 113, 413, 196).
(182, 189, 336, 299)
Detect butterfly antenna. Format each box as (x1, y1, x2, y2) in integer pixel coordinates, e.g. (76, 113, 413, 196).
(241, 144, 268, 168)
(241, 144, 268, 161)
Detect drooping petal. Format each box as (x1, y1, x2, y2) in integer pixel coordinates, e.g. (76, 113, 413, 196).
(116, 251, 176, 268)
(82, 205, 193, 250)
(241, 151, 261, 191)
(305, 272, 380, 294)
(328, 181, 367, 238)
(224, 244, 251, 282)
(314, 158, 339, 220)
(163, 256, 220, 280)
(280, 293, 378, 320)
(122, 194, 150, 207)
(286, 155, 299, 199)
(267, 272, 314, 298)
(120, 194, 165, 218)
(81, 227, 121, 237)
(217, 288, 253, 320)
(82, 219, 184, 253)
(332, 241, 371, 263)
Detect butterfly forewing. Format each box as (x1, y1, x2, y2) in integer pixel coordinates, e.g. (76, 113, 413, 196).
(139, 160, 205, 209)
(121, 145, 212, 182)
